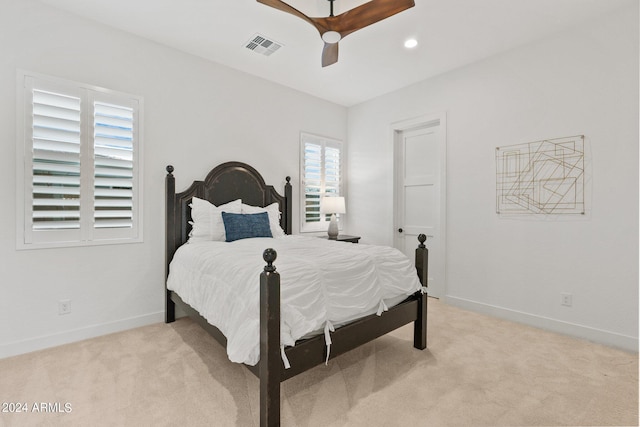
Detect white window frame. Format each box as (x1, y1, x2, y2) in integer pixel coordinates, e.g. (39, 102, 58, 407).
(16, 71, 144, 249)
(299, 132, 343, 233)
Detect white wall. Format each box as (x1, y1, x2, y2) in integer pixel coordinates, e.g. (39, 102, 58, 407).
(2, 0, 636, 359)
(347, 4, 638, 351)
(0, 0, 347, 358)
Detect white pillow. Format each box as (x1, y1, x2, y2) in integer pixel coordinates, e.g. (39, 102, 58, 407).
(189, 197, 242, 242)
(241, 202, 285, 238)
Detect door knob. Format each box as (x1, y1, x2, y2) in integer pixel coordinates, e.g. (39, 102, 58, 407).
(398, 228, 403, 233)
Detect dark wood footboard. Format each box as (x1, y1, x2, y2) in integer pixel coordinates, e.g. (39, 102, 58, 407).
(257, 236, 428, 427)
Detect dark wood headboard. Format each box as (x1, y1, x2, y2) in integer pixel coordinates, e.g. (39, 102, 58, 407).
(165, 161, 292, 275)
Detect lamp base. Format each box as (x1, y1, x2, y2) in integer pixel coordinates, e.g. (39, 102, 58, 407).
(327, 214, 339, 239)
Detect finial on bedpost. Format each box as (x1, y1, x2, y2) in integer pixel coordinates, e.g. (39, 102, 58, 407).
(263, 248, 277, 272)
(166, 165, 174, 175)
(418, 234, 427, 248)
(285, 176, 291, 184)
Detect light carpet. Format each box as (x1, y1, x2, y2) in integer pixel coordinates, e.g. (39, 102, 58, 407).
(0, 299, 637, 426)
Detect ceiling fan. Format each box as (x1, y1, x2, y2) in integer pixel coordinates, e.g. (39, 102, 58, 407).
(257, 0, 416, 67)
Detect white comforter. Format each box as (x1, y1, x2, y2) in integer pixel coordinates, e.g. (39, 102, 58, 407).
(167, 235, 422, 366)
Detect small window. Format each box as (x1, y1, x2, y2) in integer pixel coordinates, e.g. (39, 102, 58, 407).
(300, 132, 343, 233)
(17, 71, 143, 249)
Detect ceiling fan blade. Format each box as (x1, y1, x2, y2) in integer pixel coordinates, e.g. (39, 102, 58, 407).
(321, 42, 339, 67)
(256, 0, 318, 29)
(325, 0, 416, 38)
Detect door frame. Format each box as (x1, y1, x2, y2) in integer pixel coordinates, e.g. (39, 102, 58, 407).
(391, 112, 447, 298)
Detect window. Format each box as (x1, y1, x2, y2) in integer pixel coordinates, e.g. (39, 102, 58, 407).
(300, 133, 343, 232)
(17, 71, 143, 248)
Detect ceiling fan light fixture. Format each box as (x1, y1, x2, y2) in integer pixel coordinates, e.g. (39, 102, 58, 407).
(322, 31, 342, 43)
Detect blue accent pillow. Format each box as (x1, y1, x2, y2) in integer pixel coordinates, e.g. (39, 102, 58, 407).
(222, 212, 273, 242)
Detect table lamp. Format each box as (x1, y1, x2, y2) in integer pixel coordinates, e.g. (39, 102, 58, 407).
(320, 196, 345, 239)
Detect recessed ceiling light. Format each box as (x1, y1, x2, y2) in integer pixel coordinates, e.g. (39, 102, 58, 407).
(404, 38, 418, 49)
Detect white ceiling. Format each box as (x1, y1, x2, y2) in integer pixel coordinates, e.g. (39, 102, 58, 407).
(40, 0, 633, 106)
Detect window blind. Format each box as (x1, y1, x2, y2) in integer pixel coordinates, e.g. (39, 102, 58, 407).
(300, 133, 342, 231)
(303, 141, 323, 223)
(31, 89, 82, 230)
(324, 145, 341, 197)
(93, 102, 134, 229)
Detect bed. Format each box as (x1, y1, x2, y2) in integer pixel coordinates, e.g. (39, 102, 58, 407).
(165, 161, 428, 427)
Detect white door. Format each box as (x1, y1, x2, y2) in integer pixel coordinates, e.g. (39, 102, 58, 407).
(393, 117, 446, 298)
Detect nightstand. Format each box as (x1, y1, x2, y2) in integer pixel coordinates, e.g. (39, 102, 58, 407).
(327, 235, 361, 243)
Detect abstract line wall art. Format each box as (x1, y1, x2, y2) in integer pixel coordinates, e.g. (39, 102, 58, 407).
(496, 135, 585, 215)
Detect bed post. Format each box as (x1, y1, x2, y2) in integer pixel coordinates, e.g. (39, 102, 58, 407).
(284, 177, 292, 235)
(165, 165, 176, 323)
(414, 234, 428, 350)
(260, 249, 281, 427)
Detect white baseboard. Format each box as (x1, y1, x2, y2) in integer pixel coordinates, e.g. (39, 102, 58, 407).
(445, 296, 638, 353)
(0, 311, 165, 359)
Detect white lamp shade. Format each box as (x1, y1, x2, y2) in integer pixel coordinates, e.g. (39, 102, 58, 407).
(320, 196, 346, 214)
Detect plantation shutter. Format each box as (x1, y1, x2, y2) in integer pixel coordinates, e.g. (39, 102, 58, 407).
(303, 141, 323, 223)
(324, 144, 341, 197)
(31, 89, 82, 230)
(300, 133, 342, 232)
(93, 101, 135, 229)
(19, 72, 143, 249)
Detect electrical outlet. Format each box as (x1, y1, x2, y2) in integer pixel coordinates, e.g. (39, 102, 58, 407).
(58, 299, 71, 315)
(561, 293, 572, 307)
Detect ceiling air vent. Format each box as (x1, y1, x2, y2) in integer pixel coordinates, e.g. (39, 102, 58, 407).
(244, 34, 283, 56)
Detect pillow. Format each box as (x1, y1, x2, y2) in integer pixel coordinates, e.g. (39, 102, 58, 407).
(221, 212, 272, 242)
(241, 202, 286, 238)
(189, 197, 242, 243)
